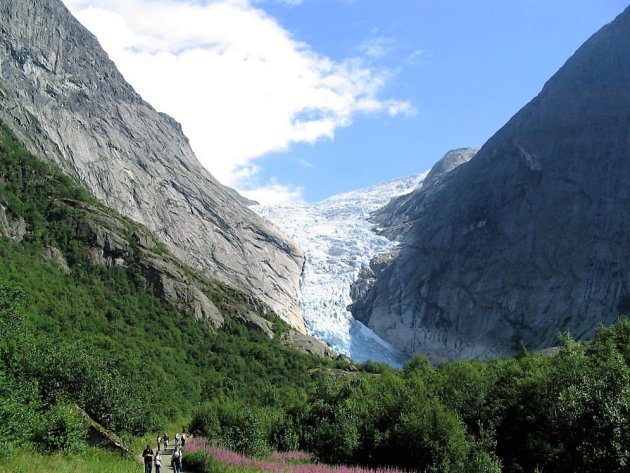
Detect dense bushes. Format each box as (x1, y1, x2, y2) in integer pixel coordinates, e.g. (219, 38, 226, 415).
(33, 404, 88, 453)
(190, 400, 295, 457)
(190, 320, 630, 473)
(184, 451, 215, 473)
(190, 372, 498, 472)
(0, 279, 161, 451)
(297, 371, 500, 473)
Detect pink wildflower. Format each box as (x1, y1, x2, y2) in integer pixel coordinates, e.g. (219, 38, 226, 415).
(185, 438, 407, 473)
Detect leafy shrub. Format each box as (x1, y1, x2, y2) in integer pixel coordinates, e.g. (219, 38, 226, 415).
(33, 404, 87, 453)
(190, 402, 221, 439)
(358, 360, 391, 374)
(191, 401, 278, 456)
(269, 414, 301, 452)
(218, 401, 282, 457)
(388, 398, 471, 473)
(0, 377, 41, 451)
(184, 451, 214, 473)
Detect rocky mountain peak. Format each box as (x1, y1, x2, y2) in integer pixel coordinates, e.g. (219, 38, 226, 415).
(0, 0, 305, 331)
(422, 147, 478, 190)
(351, 6, 630, 361)
(370, 147, 477, 242)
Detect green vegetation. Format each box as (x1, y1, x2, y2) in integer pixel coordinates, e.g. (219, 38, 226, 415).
(0, 447, 139, 473)
(1, 124, 629, 472)
(190, 321, 630, 473)
(0, 124, 334, 458)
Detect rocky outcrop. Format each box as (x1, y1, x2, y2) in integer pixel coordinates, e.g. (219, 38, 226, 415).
(349, 253, 396, 305)
(71, 404, 131, 454)
(0, 0, 305, 332)
(281, 330, 336, 358)
(351, 6, 630, 361)
(53, 198, 224, 328)
(370, 148, 477, 241)
(139, 253, 224, 328)
(42, 246, 70, 274)
(421, 148, 479, 189)
(233, 310, 275, 339)
(0, 202, 25, 242)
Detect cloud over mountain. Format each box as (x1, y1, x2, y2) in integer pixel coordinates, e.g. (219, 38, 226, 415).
(63, 0, 412, 203)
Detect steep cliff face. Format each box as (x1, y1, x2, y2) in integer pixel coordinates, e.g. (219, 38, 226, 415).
(0, 0, 305, 330)
(370, 148, 477, 241)
(351, 6, 630, 361)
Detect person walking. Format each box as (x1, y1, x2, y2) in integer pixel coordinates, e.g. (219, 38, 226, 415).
(142, 444, 154, 473)
(162, 433, 169, 450)
(156, 435, 162, 452)
(154, 451, 163, 473)
(181, 432, 186, 448)
(172, 446, 183, 473)
(175, 432, 180, 447)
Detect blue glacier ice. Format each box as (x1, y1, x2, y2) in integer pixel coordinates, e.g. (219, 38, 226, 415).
(252, 173, 427, 367)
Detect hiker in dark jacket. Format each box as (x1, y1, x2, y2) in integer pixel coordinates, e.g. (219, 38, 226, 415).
(142, 444, 154, 473)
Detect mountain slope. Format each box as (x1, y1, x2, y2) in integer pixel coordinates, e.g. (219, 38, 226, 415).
(0, 121, 333, 439)
(351, 6, 630, 361)
(0, 0, 305, 331)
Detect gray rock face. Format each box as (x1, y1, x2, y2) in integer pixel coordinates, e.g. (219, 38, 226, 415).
(351, 6, 630, 361)
(349, 253, 396, 306)
(139, 253, 224, 328)
(42, 246, 70, 274)
(55, 198, 225, 328)
(0, 0, 305, 331)
(281, 330, 336, 359)
(233, 311, 275, 339)
(370, 148, 477, 241)
(0, 202, 25, 242)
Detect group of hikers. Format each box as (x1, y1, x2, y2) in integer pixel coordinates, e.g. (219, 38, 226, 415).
(142, 432, 188, 473)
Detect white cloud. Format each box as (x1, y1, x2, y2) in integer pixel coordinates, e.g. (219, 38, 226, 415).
(254, 0, 304, 5)
(359, 34, 398, 60)
(241, 181, 304, 205)
(62, 0, 412, 204)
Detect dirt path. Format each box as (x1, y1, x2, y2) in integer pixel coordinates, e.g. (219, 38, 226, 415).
(139, 442, 179, 472)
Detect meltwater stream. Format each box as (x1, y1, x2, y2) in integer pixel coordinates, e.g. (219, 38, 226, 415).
(252, 173, 427, 367)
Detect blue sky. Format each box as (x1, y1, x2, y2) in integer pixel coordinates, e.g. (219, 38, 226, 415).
(64, 0, 628, 203)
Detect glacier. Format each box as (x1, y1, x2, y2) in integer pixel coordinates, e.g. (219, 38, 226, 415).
(252, 173, 427, 367)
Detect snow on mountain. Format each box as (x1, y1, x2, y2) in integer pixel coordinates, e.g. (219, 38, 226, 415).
(252, 172, 428, 367)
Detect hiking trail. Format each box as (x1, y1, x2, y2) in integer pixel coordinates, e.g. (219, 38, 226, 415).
(139, 441, 183, 472)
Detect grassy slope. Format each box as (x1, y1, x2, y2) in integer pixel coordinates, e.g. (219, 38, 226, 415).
(0, 448, 139, 473)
